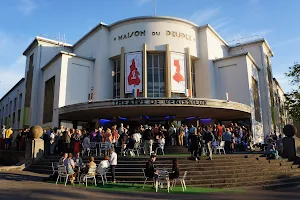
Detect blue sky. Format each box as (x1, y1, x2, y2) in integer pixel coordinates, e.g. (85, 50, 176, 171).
(0, 0, 299, 97)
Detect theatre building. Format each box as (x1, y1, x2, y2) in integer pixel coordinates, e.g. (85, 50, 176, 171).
(0, 16, 286, 144)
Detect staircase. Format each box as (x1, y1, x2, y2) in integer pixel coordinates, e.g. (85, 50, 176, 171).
(27, 153, 300, 188)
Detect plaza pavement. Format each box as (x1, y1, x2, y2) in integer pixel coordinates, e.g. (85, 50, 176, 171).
(0, 171, 300, 200)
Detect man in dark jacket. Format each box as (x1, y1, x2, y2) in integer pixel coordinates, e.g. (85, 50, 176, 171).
(203, 126, 215, 160)
(142, 125, 154, 155)
(189, 130, 200, 160)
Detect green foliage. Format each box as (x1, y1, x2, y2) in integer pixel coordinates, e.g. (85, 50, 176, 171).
(285, 63, 300, 122)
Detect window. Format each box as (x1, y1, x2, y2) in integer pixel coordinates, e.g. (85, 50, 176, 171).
(191, 60, 196, 97)
(252, 77, 262, 122)
(14, 97, 17, 112)
(147, 54, 165, 97)
(12, 113, 15, 128)
(9, 101, 12, 114)
(5, 104, 8, 116)
(18, 93, 22, 109)
(43, 76, 55, 123)
(18, 110, 21, 122)
(113, 59, 121, 99)
(25, 54, 34, 108)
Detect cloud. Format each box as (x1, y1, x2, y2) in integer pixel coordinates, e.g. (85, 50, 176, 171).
(272, 37, 300, 48)
(211, 18, 232, 30)
(18, 0, 37, 15)
(189, 7, 222, 25)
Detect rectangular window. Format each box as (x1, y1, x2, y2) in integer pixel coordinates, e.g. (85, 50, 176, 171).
(43, 76, 55, 123)
(25, 54, 34, 108)
(5, 104, 8, 116)
(12, 112, 15, 128)
(19, 93, 22, 109)
(9, 101, 12, 114)
(191, 60, 196, 97)
(147, 54, 165, 97)
(113, 59, 121, 99)
(14, 97, 17, 111)
(252, 77, 262, 122)
(18, 110, 21, 122)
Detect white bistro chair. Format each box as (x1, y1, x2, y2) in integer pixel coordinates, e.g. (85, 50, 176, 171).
(155, 170, 170, 193)
(99, 142, 111, 156)
(89, 142, 98, 156)
(51, 162, 58, 176)
(97, 167, 109, 185)
(56, 165, 72, 186)
(80, 165, 97, 187)
(171, 171, 188, 192)
(213, 141, 226, 154)
(142, 168, 149, 188)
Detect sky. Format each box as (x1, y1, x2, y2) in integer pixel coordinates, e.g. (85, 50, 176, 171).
(0, 0, 299, 97)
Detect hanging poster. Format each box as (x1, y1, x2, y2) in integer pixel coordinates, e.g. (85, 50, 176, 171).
(170, 52, 186, 93)
(125, 52, 143, 93)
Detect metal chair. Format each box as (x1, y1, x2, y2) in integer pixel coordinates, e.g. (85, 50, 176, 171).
(155, 170, 170, 193)
(80, 165, 97, 187)
(51, 162, 58, 176)
(155, 143, 165, 155)
(141, 168, 149, 188)
(56, 165, 72, 186)
(89, 142, 98, 156)
(97, 167, 108, 185)
(171, 171, 187, 192)
(213, 141, 226, 154)
(99, 142, 111, 156)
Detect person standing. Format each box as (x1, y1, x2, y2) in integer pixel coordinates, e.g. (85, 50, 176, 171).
(142, 125, 154, 155)
(223, 128, 232, 153)
(189, 128, 200, 160)
(0, 125, 6, 150)
(203, 126, 215, 160)
(178, 124, 184, 146)
(49, 129, 56, 155)
(57, 125, 65, 154)
(109, 148, 117, 183)
(5, 127, 13, 150)
(63, 128, 72, 153)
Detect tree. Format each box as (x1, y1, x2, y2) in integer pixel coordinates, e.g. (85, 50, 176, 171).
(285, 63, 300, 122)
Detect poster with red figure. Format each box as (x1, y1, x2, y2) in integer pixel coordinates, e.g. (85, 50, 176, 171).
(170, 52, 186, 93)
(125, 52, 143, 93)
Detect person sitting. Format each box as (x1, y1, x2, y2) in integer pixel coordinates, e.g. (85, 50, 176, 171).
(73, 152, 83, 167)
(97, 156, 110, 175)
(145, 154, 156, 187)
(58, 153, 68, 165)
(80, 156, 97, 182)
(266, 142, 279, 160)
(169, 158, 180, 180)
(64, 153, 76, 184)
(122, 135, 136, 156)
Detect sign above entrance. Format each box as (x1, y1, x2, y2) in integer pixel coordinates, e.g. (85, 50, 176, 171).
(113, 30, 195, 42)
(114, 98, 207, 106)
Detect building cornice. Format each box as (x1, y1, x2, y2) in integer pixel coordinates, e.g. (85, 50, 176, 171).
(41, 51, 95, 71)
(199, 24, 229, 49)
(229, 38, 274, 57)
(23, 36, 72, 56)
(213, 52, 259, 69)
(0, 78, 25, 101)
(273, 77, 285, 94)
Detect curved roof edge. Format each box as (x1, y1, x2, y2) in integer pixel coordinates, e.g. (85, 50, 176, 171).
(108, 16, 199, 28)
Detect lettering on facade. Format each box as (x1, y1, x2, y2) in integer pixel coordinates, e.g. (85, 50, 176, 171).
(114, 99, 207, 106)
(166, 30, 194, 41)
(115, 30, 146, 41)
(113, 30, 195, 41)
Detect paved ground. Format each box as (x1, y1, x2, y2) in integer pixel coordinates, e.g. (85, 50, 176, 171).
(0, 171, 300, 200)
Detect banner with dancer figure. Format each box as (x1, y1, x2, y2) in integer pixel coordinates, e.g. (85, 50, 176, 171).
(170, 52, 186, 93)
(125, 52, 143, 94)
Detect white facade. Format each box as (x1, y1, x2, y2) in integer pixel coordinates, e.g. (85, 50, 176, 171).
(0, 16, 282, 143)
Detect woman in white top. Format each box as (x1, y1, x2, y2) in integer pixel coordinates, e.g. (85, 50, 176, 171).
(97, 156, 110, 175)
